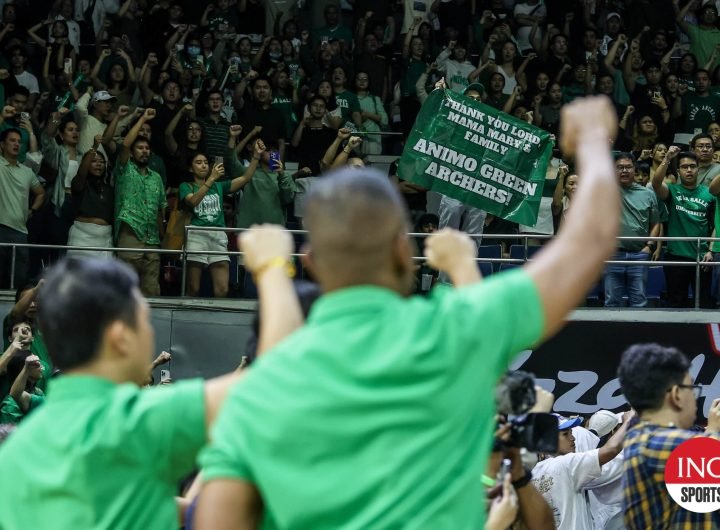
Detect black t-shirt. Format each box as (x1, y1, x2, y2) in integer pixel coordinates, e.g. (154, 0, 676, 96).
(240, 104, 286, 149)
(74, 178, 114, 224)
(297, 125, 337, 175)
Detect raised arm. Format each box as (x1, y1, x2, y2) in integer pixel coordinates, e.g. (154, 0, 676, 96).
(229, 139, 265, 193)
(424, 229, 482, 286)
(598, 411, 634, 465)
(0, 339, 21, 376)
(72, 135, 102, 195)
(551, 164, 568, 215)
(603, 34, 626, 76)
(202, 225, 302, 430)
(675, 0, 694, 35)
(102, 105, 131, 154)
(652, 145, 678, 201)
(119, 107, 155, 165)
(526, 96, 620, 340)
(9, 356, 39, 412)
(321, 127, 351, 170)
(331, 136, 361, 169)
(165, 104, 193, 155)
(27, 21, 49, 48)
(402, 17, 422, 59)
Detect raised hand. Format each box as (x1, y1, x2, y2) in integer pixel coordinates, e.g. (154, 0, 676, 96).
(424, 228, 477, 276)
(143, 108, 157, 120)
(253, 139, 266, 157)
(559, 96, 617, 157)
(238, 224, 293, 274)
(337, 127, 352, 140)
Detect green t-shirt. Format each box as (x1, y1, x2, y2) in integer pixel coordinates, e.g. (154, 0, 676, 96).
(619, 184, 660, 251)
(686, 24, 720, 71)
(313, 25, 353, 48)
(401, 58, 427, 98)
(235, 168, 295, 229)
(271, 95, 298, 139)
(179, 180, 232, 227)
(200, 269, 544, 530)
(712, 197, 720, 253)
(334, 90, 361, 127)
(0, 388, 44, 424)
(0, 376, 206, 530)
(665, 183, 714, 258)
(681, 93, 720, 134)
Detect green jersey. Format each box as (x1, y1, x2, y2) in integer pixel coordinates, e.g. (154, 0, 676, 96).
(665, 183, 714, 258)
(179, 180, 232, 227)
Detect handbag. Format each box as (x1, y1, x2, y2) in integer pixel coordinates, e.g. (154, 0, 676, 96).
(162, 197, 192, 251)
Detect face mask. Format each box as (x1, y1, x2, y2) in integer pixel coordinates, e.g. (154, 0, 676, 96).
(269, 51, 282, 61)
(188, 46, 201, 57)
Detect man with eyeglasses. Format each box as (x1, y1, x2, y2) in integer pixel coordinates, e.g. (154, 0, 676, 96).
(618, 343, 720, 530)
(652, 146, 715, 307)
(604, 153, 661, 307)
(691, 133, 720, 187)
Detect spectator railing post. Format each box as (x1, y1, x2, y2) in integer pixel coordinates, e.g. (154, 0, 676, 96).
(523, 235, 529, 262)
(9, 244, 15, 290)
(695, 238, 702, 310)
(181, 226, 189, 297)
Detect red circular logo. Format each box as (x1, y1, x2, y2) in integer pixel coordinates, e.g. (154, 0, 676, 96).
(664, 437, 720, 513)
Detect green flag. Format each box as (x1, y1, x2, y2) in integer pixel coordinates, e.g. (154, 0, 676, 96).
(398, 89, 553, 225)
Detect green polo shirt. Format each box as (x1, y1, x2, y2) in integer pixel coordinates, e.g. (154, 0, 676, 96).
(334, 90, 361, 127)
(114, 159, 167, 245)
(0, 376, 206, 530)
(665, 184, 714, 259)
(200, 268, 544, 530)
(0, 388, 44, 424)
(619, 184, 660, 251)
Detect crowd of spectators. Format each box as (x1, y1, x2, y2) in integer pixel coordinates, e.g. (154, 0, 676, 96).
(0, 0, 719, 304)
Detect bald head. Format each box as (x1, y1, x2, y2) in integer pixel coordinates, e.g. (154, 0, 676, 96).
(304, 168, 414, 293)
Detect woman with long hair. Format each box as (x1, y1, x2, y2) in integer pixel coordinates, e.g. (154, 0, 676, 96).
(180, 137, 265, 298)
(355, 71, 387, 155)
(89, 48, 136, 106)
(630, 114, 659, 155)
(67, 135, 114, 259)
(165, 103, 205, 191)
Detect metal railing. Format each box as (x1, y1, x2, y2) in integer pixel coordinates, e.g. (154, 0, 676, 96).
(1, 228, 719, 309)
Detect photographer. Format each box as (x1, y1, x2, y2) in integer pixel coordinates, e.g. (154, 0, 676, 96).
(531, 411, 634, 530)
(488, 380, 556, 530)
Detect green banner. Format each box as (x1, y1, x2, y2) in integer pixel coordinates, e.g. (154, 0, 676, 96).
(398, 89, 553, 226)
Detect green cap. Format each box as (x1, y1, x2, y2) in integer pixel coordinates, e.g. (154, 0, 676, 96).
(464, 83, 485, 96)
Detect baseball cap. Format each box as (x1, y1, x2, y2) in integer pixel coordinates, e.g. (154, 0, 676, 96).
(91, 90, 117, 104)
(588, 410, 622, 437)
(555, 414, 582, 431)
(606, 12, 621, 21)
(464, 83, 485, 96)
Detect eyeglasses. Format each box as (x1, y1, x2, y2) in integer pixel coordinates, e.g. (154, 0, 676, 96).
(695, 144, 714, 150)
(616, 165, 634, 171)
(669, 384, 702, 399)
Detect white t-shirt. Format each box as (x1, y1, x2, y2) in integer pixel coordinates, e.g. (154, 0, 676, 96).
(520, 157, 560, 235)
(573, 426, 624, 530)
(514, 1, 547, 52)
(15, 71, 40, 95)
(402, 0, 433, 35)
(532, 449, 601, 530)
(64, 159, 80, 189)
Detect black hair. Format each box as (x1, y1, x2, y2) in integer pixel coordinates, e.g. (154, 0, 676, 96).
(131, 136, 151, 151)
(415, 213, 439, 232)
(636, 161, 650, 174)
(0, 128, 21, 143)
(614, 152, 635, 163)
(618, 343, 690, 413)
(691, 133, 714, 148)
(244, 280, 321, 364)
(7, 45, 26, 59)
(696, 68, 711, 78)
(251, 76, 272, 89)
(6, 85, 29, 99)
(643, 60, 662, 72)
(678, 151, 698, 162)
(5, 350, 32, 389)
(37, 259, 139, 371)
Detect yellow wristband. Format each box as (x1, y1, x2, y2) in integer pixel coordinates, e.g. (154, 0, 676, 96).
(252, 256, 295, 281)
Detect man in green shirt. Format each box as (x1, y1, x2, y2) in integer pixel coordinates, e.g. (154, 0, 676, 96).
(652, 147, 715, 307)
(331, 66, 362, 131)
(676, 2, 720, 69)
(114, 108, 167, 297)
(674, 69, 720, 135)
(313, 4, 353, 51)
(195, 97, 623, 530)
(0, 352, 44, 424)
(691, 133, 720, 186)
(0, 225, 303, 530)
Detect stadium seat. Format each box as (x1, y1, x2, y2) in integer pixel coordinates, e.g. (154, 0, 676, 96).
(478, 262, 493, 277)
(646, 266, 665, 305)
(478, 245, 502, 272)
(509, 245, 542, 261)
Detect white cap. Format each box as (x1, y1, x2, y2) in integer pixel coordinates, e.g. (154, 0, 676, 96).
(588, 410, 622, 437)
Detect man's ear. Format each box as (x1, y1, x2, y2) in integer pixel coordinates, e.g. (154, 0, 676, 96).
(103, 320, 133, 361)
(667, 385, 683, 411)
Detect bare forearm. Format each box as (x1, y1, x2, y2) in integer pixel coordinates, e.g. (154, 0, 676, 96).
(256, 266, 303, 355)
(9, 368, 29, 404)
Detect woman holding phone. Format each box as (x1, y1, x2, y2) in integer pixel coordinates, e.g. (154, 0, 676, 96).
(179, 137, 265, 298)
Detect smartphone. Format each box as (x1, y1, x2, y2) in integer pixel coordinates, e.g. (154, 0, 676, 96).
(160, 369, 171, 383)
(215, 156, 224, 167)
(63, 58, 73, 75)
(269, 151, 281, 171)
(20, 112, 29, 121)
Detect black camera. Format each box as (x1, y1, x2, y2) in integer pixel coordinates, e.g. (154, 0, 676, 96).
(495, 370, 558, 453)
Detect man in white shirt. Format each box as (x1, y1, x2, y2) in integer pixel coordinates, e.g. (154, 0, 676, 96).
(8, 46, 39, 108)
(532, 414, 632, 530)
